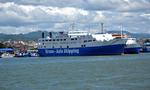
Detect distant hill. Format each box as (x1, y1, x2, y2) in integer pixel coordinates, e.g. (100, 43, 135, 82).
(0, 31, 48, 41)
(0, 31, 150, 41)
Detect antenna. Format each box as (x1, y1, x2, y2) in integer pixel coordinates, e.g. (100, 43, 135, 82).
(71, 22, 75, 31)
(101, 23, 104, 33)
(89, 24, 91, 33)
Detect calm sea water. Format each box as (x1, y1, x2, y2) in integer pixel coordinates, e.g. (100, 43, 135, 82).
(0, 53, 150, 90)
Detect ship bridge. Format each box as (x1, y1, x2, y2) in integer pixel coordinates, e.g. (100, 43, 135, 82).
(68, 31, 91, 37)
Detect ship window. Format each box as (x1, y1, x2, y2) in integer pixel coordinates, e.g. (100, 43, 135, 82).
(84, 40, 87, 42)
(49, 39, 51, 41)
(88, 40, 92, 42)
(52, 46, 54, 48)
(64, 39, 66, 41)
(81, 45, 84, 47)
(45, 40, 48, 41)
(75, 38, 77, 40)
(57, 39, 59, 41)
(42, 40, 44, 41)
(81, 45, 86, 47)
(44, 46, 46, 48)
(43, 43, 44, 45)
(60, 46, 62, 48)
(67, 46, 69, 48)
(53, 39, 55, 41)
(60, 39, 63, 41)
(71, 38, 74, 40)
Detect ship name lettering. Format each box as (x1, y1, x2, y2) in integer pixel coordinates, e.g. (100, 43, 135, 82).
(45, 50, 55, 53)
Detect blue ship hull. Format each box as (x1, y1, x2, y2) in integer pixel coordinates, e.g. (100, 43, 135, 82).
(142, 48, 150, 52)
(38, 44, 125, 56)
(124, 47, 141, 54)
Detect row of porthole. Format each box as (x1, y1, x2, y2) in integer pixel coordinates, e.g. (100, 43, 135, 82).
(84, 39, 96, 42)
(39, 45, 87, 48)
(42, 39, 67, 42)
(39, 46, 70, 48)
(41, 38, 79, 42)
(40, 38, 96, 42)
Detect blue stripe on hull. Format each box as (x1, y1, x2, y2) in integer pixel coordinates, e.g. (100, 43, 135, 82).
(38, 44, 125, 56)
(124, 47, 141, 54)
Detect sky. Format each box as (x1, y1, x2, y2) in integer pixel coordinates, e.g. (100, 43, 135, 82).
(0, 0, 150, 34)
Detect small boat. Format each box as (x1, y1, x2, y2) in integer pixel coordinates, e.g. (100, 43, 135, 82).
(15, 52, 39, 57)
(0, 53, 14, 58)
(15, 52, 29, 57)
(28, 53, 39, 57)
(27, 50, 39, 57)
(124, 38, 141, 54)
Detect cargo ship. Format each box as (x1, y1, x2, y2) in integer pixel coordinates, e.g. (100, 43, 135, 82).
(37, 30, 127, 56)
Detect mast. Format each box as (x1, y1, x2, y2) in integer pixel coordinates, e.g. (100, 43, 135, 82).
(121, 25, 123, 38)
(71, 22, 75, 31)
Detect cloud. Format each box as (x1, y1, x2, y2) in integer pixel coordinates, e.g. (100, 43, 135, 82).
(0, 2, 95, 33)
(0, 2, 90, 26)
(0, 0, 149, 34)
(141, 13, 150, 19)
(117, 0, 150, 12)
(1, 0, 150, 11)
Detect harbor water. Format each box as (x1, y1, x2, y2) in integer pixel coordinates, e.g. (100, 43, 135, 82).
(0, 53, 150, 90)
